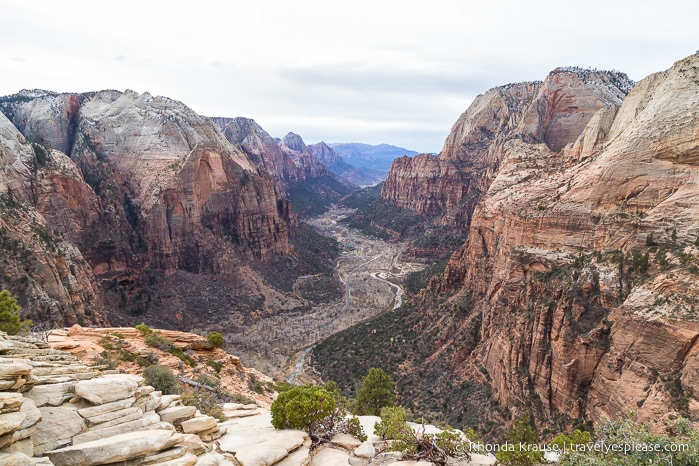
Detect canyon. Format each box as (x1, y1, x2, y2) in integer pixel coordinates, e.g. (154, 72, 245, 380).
(314, 52, 699, 436)
(2, 49, 699, 449)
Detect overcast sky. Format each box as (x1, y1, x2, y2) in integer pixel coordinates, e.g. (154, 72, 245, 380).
(1, 0, 697, 153)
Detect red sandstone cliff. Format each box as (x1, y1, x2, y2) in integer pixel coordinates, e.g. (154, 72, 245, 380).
(0, 91, 298, 326)
(382, 70, 631, 230)
(412, 53, 699, 428)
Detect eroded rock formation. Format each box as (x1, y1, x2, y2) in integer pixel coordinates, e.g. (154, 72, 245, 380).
(401, 53, 699, 428)
(1, 90, 303, 327)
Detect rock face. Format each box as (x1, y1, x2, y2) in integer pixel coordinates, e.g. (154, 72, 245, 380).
(392, 53, 699, 428)
(382, 69, 631, 229)
(0, 90, 300, 326)
(0, 331, 187, 464)
(307, 142, 385, 187)
(212, 118, 356, 207)
(0, 110, 108, 326)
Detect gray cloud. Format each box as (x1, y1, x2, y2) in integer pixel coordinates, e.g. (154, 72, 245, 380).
(1, 0, 698, 153)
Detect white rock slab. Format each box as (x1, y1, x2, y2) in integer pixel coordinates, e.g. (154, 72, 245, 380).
(310, 446, 351, 466)
(74, 374, 142, 404)
(355, 415, 382, 444)
(354, 440, 376, 458)
(180, 415, 217, 434)
(331, 432, 361, 449)
(25, 382, 74, 407)
(218, 411, 307, 466)
(34, 405, 87, 455)
(46, 429, 182, 466)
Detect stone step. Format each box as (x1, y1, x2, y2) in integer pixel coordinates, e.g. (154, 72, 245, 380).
(198, 426, 226, 442)
(223, 408, 259, 419)
(77, 397, 136, 418)
(141, 445, 188, 464)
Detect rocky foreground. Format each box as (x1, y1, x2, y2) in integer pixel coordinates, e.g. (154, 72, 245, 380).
(0, 330, 500, 465)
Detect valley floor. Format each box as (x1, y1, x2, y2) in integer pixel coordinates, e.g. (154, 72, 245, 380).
(228, 206, 425, 380)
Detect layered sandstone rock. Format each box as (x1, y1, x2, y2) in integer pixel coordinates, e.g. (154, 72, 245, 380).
(413, 53, 699, 427)
(0, 111, 108, 326)
(381, 69, 633, 231)
(0, 90, 298, 326)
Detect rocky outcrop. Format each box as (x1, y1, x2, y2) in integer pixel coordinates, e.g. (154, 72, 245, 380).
(0, 111, 108, 326)
(409, 53, 699, 428)
(0, 90, 302, 326)
(212, 119, 356, 215)
(2, 327, 497, 465)
(0, 329, 266, 465)
(381, 70, 633, 231)
(212, 117, 300, 184)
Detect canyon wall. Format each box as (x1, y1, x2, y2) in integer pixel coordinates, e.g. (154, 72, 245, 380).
(388, 54, 699, 427)
(0, 91, 300, 327)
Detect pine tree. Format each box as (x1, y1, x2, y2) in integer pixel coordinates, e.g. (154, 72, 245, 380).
(354, 367, 396, 416)
(0, 290, 31, 335)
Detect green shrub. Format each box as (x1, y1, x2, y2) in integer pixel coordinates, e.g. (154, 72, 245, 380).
(169, 346, 196, 367)
(270, 383, 367, 442)
(206, 331, 224, 348)
(271, 385, 335, 437)
(135, 323, 153, 336)
(206, 359, 222, 373)
(145, 332, 174, 351)
(495, 412, 544, 466)
(143, 364, 180, 395)
(181, 389, 225, 421)
(0, 290, 31, 335)
(559, 411, 699, 466)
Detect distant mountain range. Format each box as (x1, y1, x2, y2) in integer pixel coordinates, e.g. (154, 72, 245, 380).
(328, 143, 420, 174)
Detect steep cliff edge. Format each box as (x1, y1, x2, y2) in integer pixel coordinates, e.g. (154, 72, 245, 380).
(382, 69, 631, 228)
(428, 53, 699, 427)
(314, 53, 699, 435)
(0, 90, 315, 328)
(213, 118, 356, 216)
(0, 111, 108, 326)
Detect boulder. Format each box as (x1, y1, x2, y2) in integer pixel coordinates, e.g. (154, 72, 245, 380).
(46, 429, 182, 466)
(0, 450, 34, 466)
(74, 374, 141, 404)
(0, 411, 26, 436)
(331, 432, 361, 450)
(354, 441, 376, 458)
(159, 406, 197, 425)
(310, 447, 351, 466)
(0, 393, 24, 412)
(180, 416, 217, 434)
(26, 382, 75, 407)
(180, 433, 208, 456)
